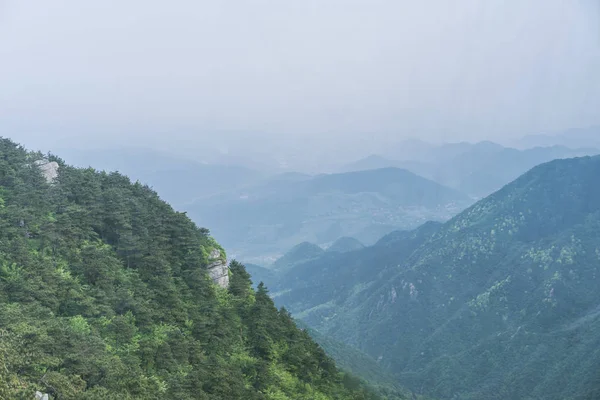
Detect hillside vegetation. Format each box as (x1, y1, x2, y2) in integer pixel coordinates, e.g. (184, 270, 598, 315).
(0, 138, 398, 400)
(267, 155, 600, 399)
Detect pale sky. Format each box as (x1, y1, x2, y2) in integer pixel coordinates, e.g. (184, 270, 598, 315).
(0, 0, 599, 158)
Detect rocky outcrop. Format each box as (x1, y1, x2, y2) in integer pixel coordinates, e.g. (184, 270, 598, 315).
(207, 248, 229, 288)
(34, 159, 59, 183)
(35, 392, 49, 400)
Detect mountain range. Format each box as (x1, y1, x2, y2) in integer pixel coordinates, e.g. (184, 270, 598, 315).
(260, 154, 600, 400)
(186, 167, 471, 263)
(342, 141, 599, 198)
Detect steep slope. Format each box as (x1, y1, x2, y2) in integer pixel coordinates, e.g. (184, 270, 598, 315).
(0, 138, 395, 400)
(270, 155, 600, 399)
(187, 167, 471, 262)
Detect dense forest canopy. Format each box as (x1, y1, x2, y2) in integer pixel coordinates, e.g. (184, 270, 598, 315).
(0, 138, 403, 399)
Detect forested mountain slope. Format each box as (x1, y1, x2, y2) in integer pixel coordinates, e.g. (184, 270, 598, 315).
(0, 138, 397, 400)
(269, 155, 600, 400)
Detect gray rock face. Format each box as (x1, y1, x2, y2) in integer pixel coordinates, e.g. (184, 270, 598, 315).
(34, 159, 59, 183)
(35, 392, 49, 400)
(207, 248, 229, 288)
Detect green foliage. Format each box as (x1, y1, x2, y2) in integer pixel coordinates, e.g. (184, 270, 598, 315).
(0, 138, 382, 399)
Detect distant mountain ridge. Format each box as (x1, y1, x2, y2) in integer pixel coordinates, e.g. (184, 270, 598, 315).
(265, 154, 600, 399)
(187, 167, 472, 262)
(342, 141, 599, 198)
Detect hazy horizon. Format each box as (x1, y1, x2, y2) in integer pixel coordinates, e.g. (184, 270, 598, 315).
(1, 0, 599, 165)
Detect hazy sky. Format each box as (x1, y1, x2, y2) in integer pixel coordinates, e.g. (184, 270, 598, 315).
(1, 0, 599, 156)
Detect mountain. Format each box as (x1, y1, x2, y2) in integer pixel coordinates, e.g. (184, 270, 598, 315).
(0, 138, 399, 400)
(326, 237, 365, 253)
(187, 167, 472, 262)
(350, 141, 599, 198)
(271, 242, 324, 272)
(56, 147, 265, 207)
(267, 155, 600, 399)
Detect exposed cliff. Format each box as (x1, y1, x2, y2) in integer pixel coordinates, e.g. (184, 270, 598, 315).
(207, 248, 229, 288)
(34, 159, 59, 183)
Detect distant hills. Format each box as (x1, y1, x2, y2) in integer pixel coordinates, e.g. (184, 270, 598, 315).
(187, 167, 472, 262)
(342, 140, 599, 198)
(514, 126, 600, 149)
(264, 155, 600, 399)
